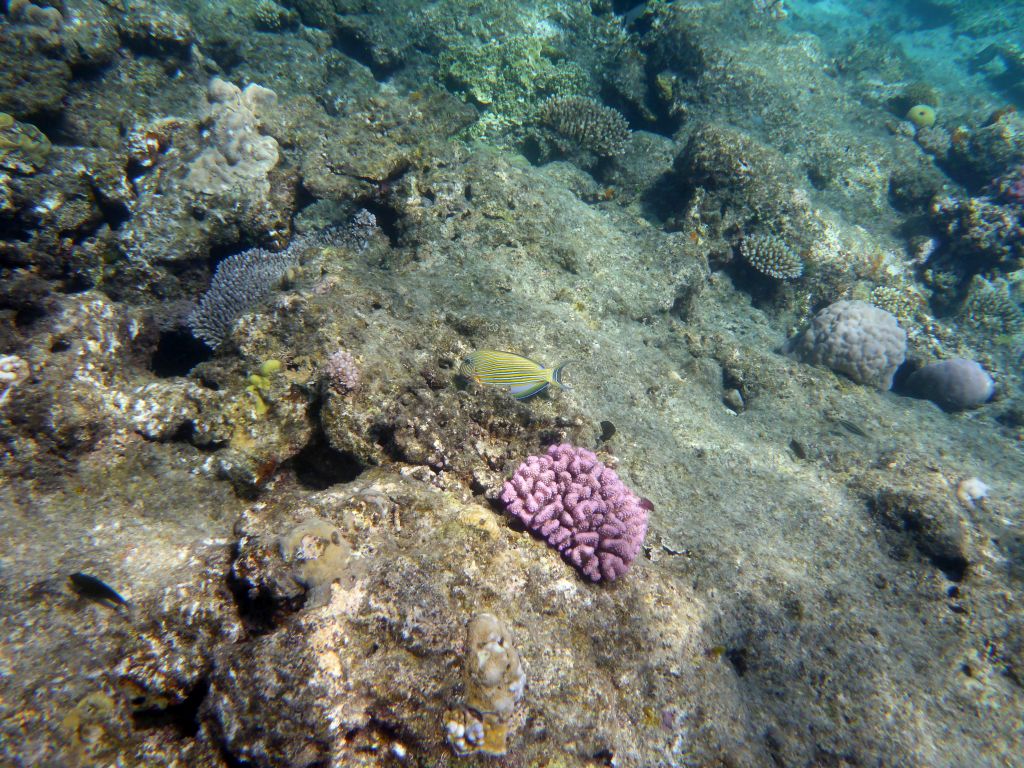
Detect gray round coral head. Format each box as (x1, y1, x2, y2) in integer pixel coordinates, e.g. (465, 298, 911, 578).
(792, 300, 907, 389)
(905, 358, 995, 412)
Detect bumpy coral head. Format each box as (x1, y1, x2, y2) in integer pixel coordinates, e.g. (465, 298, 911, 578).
(500, 443, 649, 582)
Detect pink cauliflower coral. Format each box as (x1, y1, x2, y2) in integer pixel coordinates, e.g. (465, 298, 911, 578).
(500, 444, 650, 582)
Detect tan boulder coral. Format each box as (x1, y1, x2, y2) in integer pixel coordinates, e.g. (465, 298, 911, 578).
(444, 612, 526, 757)
(186, 78, 280, 198)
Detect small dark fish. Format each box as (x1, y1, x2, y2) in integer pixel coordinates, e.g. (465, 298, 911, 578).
(706, 645, 727, 660)
(69, 572, 127, 608)
(599, 420, 616, 442)
(835, 418, 869, 438)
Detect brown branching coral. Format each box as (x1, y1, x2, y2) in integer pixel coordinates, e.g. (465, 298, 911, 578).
(538, 96, 630, 157)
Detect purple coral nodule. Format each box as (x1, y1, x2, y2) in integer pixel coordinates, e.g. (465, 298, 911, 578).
(323, 349, 360, 393)
(500, 444, 649, 582)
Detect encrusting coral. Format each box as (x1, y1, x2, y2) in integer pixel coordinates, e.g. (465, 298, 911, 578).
(278, 518, 354, 609)
(186, 78, 279, 198)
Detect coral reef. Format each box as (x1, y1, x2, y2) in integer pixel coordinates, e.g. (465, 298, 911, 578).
(501, 443, 649, 582)
(438, 30, 590, 144)
(931, 195, 1024, 270)
(789, 300, 907, 389)
(739, 232, 804, 279)
(905, 358, 995, 411)
(187, 244, 300, 349)
(538, 95, 631, 158)
(2, 0, 1024, 765)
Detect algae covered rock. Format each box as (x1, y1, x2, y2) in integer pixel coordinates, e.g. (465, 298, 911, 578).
(278, 517, 355, 609)
(444, 612, 526, 757)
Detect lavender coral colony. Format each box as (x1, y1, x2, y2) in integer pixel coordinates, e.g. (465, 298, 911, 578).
(501, 444, 649, 582)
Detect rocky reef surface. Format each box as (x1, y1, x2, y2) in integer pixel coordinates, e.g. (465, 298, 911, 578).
(1, 0, 1022, 766)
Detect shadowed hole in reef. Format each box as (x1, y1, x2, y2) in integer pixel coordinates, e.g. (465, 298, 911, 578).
(218, 743, 256, 768)
(725, 647, 749, 677)
(360, 199, 401, 246)
(932, 552, 968, 583)
(152, 328, 212, 377)
(225, 541, 299, 636)
(291, 434, 365, 490)
(131, 677, 208, 737)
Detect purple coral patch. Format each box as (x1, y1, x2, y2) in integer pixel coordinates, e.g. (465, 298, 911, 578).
(500, 444, 649, 582)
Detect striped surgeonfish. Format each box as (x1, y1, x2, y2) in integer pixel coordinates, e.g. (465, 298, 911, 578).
(459, 350, 571, 400)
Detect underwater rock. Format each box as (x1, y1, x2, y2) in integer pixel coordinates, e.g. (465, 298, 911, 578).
(1, 145, 131, 292)
(0, 30, 71, 118)
(278, 517, 356, 609)
(789, 300, 907, 390)
(118, 0, 194, 56)
(444, 613, 526, 757)
(950, 111, 1024, 184)
(603, 131, 677, 202)
(203, 619, 337, 767)
(868, 484, 971, 582)
(905, 358, 995, 412)
(61, 0, 119, 68)
(2, 293, 146, 453)
(116, 542, 245, 715)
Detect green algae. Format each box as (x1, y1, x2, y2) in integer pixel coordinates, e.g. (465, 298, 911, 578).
(0, 112, 51, 172)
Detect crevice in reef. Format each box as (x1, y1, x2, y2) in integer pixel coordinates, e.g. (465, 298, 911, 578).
(130, 676, 209, 738)
(225, 543, 296, 637)
(290, 434, 365, 490)
(151, 328, 212, 378)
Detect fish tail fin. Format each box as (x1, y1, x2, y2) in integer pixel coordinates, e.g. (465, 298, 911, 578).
(550, 362, 572, 390)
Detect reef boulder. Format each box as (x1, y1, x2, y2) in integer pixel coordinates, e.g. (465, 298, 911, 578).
(789, 300, 907, 390)
(905, 358, 995, 412)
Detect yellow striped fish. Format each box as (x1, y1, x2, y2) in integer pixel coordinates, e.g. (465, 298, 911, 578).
(459, 350, 571, 400)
